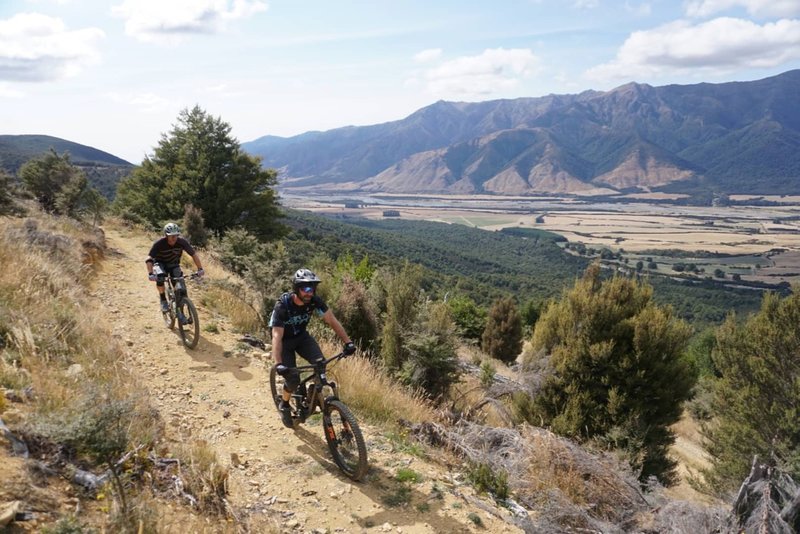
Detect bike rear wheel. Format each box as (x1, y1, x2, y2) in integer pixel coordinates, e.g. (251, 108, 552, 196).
(323, 399, 368, 481)
(177, 297, 200, 349)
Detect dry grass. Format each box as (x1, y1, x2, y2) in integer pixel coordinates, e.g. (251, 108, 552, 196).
(0, 213, 233, 531)
(326, 347, 437, 425)
(172, 440, 231, 516)
(184, 249, 266, 335)
(199, 281, 264, 334)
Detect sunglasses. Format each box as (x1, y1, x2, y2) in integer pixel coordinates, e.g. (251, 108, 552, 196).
(299, 286, 315, 293)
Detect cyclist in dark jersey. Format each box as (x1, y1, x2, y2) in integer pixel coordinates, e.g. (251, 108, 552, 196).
(145, 223, 204, 313)
(269, 267, 356, 427)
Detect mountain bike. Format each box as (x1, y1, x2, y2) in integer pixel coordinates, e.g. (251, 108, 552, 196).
(269, 352, 368, 481)
(162, 272, 201, 349)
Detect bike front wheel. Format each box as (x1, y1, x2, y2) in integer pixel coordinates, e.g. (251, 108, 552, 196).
(268, 364, 282, 412)
(177, 297, 200, 349)
(163, 289, 176, 329)
(323, 399, 368, 481)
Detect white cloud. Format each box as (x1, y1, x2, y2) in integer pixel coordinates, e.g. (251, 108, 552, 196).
(626, 1, 653, 17)
(414, 48, 442, 63)
(112, 0, 268, 44)
(586, 17, 800, 82)
(420, 48, 541, 98)
(106, 91, 171, 113)
(685, 0, 800, 18)
(574, 0, 600, 9)
(0, 12, 103, 82)
(0, 82, 25, 97)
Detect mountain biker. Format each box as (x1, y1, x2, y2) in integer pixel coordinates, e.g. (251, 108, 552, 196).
(269, 268, 356, 428)
(146, 223, 204, 314)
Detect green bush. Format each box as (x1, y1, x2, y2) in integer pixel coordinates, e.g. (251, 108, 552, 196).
(703, 290, 800, 494)
(529, 264, 695, 484)
(466, 462, 509, 500)
(481, 296, 523, 363)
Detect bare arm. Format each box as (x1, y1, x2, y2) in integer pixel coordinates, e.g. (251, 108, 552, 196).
(322, 309, 351, 344)
(191, 253, 203, 271)
(271, 326, 284, 364)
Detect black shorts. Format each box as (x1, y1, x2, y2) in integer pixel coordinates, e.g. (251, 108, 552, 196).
(279, 332, 324, 368)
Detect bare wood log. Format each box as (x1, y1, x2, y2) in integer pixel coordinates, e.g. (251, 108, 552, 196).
(780, 489, 800, 526)
(0, 417, 29, 458)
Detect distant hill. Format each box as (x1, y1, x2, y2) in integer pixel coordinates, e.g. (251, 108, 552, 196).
(243, 70, 800, 199)
(0, 135, 134, 199)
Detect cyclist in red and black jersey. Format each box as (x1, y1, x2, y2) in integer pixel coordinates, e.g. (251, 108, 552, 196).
(269, 267, 356, 427)
(145, 223, 204, 313)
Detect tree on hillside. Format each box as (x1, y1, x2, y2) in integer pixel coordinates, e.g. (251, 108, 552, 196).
(0, 169, 14, 214)
(481, 296, 523, 363)
(19, 149, 103, 219)
(113, 106, 285, 239)
(528, 264, 695, 484)
(332, 275, 379, 353)
(703, 290, 800, 495)
(447, 294, 486, 341)
(380, 261, 424, 372)
(400, 301, 461, 400)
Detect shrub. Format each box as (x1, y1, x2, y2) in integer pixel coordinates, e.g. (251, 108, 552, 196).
(703, 290, 800, 494)
(182, 203, 209, 247)
(466, 462, 509, 500)
(481, 296, 523, 364)
(398, 302, 461, 400)
(528, 264, 695, 484)
(332, 275, 379, 353)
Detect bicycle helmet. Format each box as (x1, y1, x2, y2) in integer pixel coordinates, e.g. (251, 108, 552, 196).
(164, 222, 181, 236)
(291, 268, 321, 287)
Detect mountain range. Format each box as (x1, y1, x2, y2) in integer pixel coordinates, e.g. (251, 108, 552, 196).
(2, 71, 798, 201)
(243, 70, 800, 198)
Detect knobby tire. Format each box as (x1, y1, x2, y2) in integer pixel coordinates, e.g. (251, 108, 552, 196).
(268, 365, 282, 412)
(177, 297, 200, 349)
(162, 286, 176, 330)
(323, 399, 368, 481)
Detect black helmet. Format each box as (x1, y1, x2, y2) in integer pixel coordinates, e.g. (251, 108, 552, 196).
(164, 222, 181, 236)
(291, 268, 321, 287)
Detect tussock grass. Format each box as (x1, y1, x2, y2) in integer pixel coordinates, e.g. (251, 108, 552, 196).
(199, 280, 263, 334)
(0, 214, 166, 530)
(327, 349, 436, 425)
(172, 440, 230, 516)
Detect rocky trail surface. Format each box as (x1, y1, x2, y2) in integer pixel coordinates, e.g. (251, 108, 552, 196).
(97, 226, 522, 533)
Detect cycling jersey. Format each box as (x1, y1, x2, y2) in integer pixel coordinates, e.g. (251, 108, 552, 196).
(147, 236, 195, 266)
(269, 292, 328, 338)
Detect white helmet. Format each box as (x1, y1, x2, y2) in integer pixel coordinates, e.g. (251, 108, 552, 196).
(164, 222, 181, 236)
(291, 268, 321, 287)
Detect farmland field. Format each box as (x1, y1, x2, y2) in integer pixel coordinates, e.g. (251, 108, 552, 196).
(281, 193, 800, 285)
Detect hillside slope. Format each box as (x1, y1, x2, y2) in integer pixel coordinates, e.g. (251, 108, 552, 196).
(95, 224, 523, 532)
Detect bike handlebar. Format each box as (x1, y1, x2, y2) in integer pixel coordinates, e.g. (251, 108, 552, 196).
(292, 352, 346, 372)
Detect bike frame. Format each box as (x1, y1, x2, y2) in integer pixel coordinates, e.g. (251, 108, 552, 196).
(291, 353, 344, 424)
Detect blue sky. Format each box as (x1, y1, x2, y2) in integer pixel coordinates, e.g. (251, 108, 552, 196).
(2, 0, 799, 163)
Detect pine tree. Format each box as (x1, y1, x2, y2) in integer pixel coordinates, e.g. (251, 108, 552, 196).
(481, 296, 523, 363)
(113, 106, 285, 239)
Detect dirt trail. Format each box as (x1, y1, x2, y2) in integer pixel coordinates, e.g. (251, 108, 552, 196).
(97, 225, 521, 533)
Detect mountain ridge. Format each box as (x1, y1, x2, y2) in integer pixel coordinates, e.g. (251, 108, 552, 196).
(243, 70, 800, 197)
